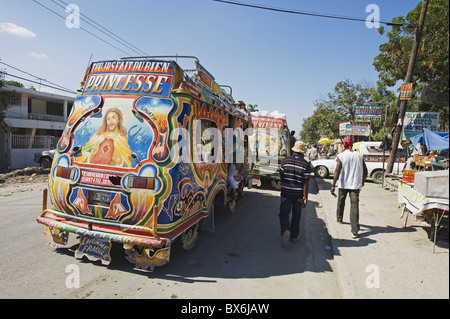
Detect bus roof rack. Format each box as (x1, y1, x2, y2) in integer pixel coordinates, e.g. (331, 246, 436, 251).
(120, 55, 199, 63)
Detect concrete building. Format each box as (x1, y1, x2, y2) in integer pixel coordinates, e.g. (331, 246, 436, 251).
(1, 84, 75, 170)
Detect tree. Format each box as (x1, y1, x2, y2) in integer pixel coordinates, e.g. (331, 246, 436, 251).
(369, 81, 398, 140)
(299, 115, 322, 144)
(300, 79, 375, 141)
(247, 104, 258, 112)
(373, 0, 449, 129)
(300, 80, 398, 143)
(0, 71, 17, 132)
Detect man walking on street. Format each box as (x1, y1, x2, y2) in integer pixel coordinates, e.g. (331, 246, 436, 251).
(330, 137, 368, 238)
(279, 141, 311, 247)
(306, 144, 319, 162)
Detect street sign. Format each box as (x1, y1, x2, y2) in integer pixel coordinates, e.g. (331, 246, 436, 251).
(339, 122, 370, 136)
(355, 105, 382, 122)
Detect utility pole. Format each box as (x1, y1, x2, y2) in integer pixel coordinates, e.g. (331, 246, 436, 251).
(386, 0, 429, 173)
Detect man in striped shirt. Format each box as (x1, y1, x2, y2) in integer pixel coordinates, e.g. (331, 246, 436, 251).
(279, 140, 311, 247)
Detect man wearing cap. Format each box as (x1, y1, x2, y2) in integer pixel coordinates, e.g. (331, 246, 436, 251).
(331, 137, 368, 238)
(279, 140, 311, 247)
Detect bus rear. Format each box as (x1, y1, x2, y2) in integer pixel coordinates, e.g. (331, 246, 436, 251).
(37, 57, 251, 271)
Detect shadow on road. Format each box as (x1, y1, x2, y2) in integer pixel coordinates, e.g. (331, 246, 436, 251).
(81, 178, 337, 282)
(314, 175, 449, 252)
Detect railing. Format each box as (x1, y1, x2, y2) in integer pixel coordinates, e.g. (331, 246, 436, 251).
(11, 134, 57, 149)
(5, 110, 65, 122)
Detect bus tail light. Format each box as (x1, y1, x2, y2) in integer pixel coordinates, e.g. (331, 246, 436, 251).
(56, 166, 76, 180)
(127, 176, 155, 189)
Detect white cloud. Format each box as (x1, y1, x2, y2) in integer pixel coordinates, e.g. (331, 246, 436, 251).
(0, 22, 36, 39)
(30, 52, 49, 59)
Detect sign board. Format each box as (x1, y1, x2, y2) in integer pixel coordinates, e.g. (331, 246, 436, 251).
(75, 235, 112, 265)
(339, 122, 370, 136)
(83, 60, 175, 97)
(355, 105, 382, 122)
(402, 112, 440, 140)
(400, 83, 413, 100)
(421, 86, 449, 107)
(403, 111, 439, 131)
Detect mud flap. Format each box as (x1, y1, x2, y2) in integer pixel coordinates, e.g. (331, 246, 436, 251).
(181, 222, 200, 250)
(202, 205, 215, 232)
(226, 197, 236, 214)
(124, 245, 171, 271)
(43, 226, 68, 248)
(75, 236, 112, 266)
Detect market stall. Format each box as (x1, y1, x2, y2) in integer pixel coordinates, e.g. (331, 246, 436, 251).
(399, 175, 448, 253)
(409, 128, 449, 170)
(399, 128, 449, 252)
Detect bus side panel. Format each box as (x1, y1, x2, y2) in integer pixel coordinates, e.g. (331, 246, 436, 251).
(154, 96, 228, 239)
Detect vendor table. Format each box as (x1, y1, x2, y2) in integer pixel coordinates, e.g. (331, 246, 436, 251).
(398, 181, 449, 253)
(431, 160, 449, 171)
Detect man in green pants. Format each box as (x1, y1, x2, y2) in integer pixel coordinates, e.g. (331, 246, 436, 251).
(330, 137, 368, 238)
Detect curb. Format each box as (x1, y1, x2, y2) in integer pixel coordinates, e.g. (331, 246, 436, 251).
(315, 176, 357, 299)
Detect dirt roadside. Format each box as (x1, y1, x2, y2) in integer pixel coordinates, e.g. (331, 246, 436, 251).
(0, 167, 49, 197)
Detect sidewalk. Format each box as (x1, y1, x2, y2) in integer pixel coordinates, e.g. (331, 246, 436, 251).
(315, 176, 449, 299)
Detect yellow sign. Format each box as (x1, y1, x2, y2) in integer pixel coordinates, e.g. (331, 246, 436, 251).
(400, 83, 413, 100)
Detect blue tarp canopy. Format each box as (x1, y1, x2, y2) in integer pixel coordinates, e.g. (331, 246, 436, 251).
(409, 128, 449, 151)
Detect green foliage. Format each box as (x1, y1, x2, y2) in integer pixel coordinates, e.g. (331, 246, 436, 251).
(247, 104, 258, 112)
(0, 74, 18, 132)
(299, 116, 322, 144)
(2, 80, 24, 88)
(300, 80, 375, 141)
(374, 0, 450, 90)
(299, 80, 398, 143)
(299, 1, 449, 142)
(373, 0, 449, 130)
(369, 81, 398, 138)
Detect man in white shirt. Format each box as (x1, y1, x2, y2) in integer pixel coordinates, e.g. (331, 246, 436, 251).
(330, 137, 368, 238)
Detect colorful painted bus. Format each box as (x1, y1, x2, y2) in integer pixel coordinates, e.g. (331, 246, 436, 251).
(248, 110, 291, 189)
(36, 56, 251, 270)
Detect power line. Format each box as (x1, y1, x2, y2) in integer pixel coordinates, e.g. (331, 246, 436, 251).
(52, 0, 148, 56)
(212, 0, 403, 26)
(0, 60, 77, 94)
(3, 72, 77, 95)
(57, 0, 148, 56)
(32, 0, 133, 56)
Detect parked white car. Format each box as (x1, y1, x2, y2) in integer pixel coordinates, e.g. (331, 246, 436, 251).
(311, 141, 406, 184)
(33, 149, 56, 168)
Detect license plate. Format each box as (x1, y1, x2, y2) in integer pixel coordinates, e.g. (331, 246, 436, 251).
(89, 191, 111, 207)
(75, 236, 112, 265)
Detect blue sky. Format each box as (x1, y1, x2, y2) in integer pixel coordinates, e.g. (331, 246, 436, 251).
(0, 0, 418, 136)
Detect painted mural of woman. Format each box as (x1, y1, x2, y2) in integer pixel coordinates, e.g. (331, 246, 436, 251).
(77, 107, 133, 167)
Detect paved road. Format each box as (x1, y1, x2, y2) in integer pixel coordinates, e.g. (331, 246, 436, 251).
(0, 177, 342, 299)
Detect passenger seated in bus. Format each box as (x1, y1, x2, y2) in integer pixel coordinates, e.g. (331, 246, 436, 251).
(227, 162, 239, 199)
(227, 136, 247, 200)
